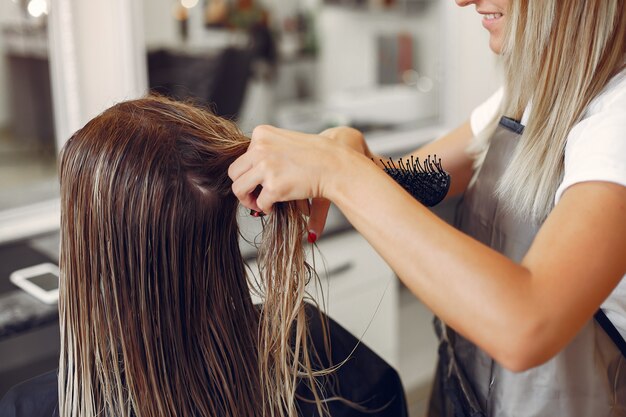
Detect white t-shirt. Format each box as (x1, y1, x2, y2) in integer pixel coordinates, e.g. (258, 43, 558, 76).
(470, 69, 626, 338)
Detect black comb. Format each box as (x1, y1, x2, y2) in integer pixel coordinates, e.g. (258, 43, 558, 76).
(381, 155, 450, 207)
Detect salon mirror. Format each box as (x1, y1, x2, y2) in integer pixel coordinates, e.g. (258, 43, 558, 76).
(0, 1, 58, 215)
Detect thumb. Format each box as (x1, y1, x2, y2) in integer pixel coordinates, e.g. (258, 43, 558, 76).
(307, 198, 331, 243)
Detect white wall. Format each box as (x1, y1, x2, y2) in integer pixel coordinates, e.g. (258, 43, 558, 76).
(142, 0, 178, 48)
(48, 0, 148, 148)
(441, 1, 502, 127)
(317, 5, 441, 98)
(72, 0, 146, 119)
(315, 2, 502, 127)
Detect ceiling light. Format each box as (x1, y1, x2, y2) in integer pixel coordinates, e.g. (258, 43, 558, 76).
(27, 0, 48, 18)
(181, 0, 199, 9)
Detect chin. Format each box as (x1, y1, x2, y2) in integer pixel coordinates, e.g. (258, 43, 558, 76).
(489, 38, 504, 54)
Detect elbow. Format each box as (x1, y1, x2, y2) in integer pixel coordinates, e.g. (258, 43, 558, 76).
(490, 318, 562, 373)
(496, 348, 546, 373)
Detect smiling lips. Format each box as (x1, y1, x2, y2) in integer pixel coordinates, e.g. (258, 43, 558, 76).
(480, 11, 503, 30)
(483, 13, 503, 20)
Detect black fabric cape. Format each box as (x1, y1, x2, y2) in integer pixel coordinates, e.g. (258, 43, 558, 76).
(0, 304, 408, 417)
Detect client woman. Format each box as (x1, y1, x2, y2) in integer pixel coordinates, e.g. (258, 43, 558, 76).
(0, 96, 406, 417)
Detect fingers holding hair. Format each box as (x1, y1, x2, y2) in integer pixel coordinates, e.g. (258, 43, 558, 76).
(228, 124, 337, 214)
(229, 151, 264, 212)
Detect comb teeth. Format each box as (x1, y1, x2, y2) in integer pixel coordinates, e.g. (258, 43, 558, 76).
(381, 155, 451, 207)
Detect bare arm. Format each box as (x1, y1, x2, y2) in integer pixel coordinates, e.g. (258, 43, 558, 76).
(309, 122, 474, 234)
(332, 121, 475, 199)
(229, 126, 626, 371)
(327, 151, 626, 371)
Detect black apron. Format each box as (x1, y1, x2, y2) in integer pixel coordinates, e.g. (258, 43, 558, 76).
(428, 117, 626, 417)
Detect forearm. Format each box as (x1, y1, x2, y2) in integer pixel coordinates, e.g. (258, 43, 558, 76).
(326, 149, 539, 369)
(229, 124, 626, 371)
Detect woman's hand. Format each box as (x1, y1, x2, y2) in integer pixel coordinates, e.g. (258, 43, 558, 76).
(228, 125, 370, 239)
(318, 126, 374, 159)
(308, 126, 374, 238)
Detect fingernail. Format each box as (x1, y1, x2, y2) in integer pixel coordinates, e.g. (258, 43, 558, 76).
(307, 230, 318, 244)
(250, 210, 265, 217)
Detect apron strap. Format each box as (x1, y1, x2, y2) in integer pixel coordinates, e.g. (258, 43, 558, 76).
(594, 309, 626, 358)
(499, 116, 525, 134)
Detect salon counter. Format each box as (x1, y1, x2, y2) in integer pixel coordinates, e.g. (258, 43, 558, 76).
(0, 235, 60, 397)
(0, 238, 58, 341)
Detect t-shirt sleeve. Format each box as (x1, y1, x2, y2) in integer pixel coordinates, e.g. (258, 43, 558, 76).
(469, 87, 504, 136)
(555, 109, 626, 203)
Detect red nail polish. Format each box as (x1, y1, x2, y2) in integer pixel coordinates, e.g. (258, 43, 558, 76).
(307, 231, 317, 244)
(250, 209, 266, 218)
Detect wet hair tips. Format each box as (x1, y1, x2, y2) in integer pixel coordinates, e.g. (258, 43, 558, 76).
(58, 96, 327, 417)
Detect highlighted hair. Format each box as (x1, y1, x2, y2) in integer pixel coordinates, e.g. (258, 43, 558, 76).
(58, 96, 328, 417)
(471, 0, 626, 222)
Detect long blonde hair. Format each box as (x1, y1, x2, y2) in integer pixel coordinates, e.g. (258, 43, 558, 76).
(58, 96, 327, 417)
(472, 0, 626, 222)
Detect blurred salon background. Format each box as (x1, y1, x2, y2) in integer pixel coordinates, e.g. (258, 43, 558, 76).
(0, 0, 500, 415)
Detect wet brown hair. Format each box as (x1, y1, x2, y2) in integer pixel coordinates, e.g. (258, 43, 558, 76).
(58, 96, 326, 417)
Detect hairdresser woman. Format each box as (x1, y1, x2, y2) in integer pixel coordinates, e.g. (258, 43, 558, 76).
(229, 0, 626, 416)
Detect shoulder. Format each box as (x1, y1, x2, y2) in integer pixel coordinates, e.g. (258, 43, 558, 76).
(565, 70, 626, 154)
(555, 70, 626, 203)
(470, 87, 504, 136)
(585, 68, 626, 116)
(0, 370, 59, 417)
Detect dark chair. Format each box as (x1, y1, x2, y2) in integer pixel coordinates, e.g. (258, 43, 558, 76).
(207, 47, 253, 120)
(147, 47, 253, 121)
